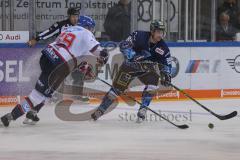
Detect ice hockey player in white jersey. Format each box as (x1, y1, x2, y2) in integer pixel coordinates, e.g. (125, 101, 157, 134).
(0, 16, 109, 127)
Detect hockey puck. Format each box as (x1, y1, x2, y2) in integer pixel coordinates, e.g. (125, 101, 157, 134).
(208, 123, 214, 129)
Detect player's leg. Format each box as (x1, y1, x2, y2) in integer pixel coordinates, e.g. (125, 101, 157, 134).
(91, 61, 147, 120)
(71, 70, 89, 102)
(137, 71, 159, 122)
(91, 62, 139, 120)
(23, 56, 70, 125)
(23, 54, 58, 125)
(91, 87, 119, 120)
(1, 54, 70, 127)
(23, 102, 44, 124)
(1, 88, 48, 127)
(22, 76, 49, 125)
(1, 55, 51, 127)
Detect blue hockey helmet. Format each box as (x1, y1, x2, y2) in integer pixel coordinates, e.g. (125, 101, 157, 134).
(78, 16, 96, 31)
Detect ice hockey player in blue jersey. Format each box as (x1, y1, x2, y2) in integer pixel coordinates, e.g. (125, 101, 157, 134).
(91, 20, 172, 122)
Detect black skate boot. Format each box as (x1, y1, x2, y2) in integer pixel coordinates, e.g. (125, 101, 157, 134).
(23, 110, 40, 125)
(136, 108, 147, 123)
(91, 109, 104, 121)
(1, 113, 13, 127)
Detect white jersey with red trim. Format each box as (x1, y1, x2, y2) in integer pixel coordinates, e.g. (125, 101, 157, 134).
(48, 26, 100, 65)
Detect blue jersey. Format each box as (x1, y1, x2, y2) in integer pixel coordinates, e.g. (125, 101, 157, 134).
(119, 31, 172, 73)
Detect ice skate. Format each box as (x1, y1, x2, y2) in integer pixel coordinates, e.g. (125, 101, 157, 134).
(1, 113, 13, 127)
(23, 110, 40, 125)
(136, 108, 147, 123)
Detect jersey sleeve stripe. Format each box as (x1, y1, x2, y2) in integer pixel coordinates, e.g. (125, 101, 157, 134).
(42, 29, 60, 40)
(38, 29, 50, 37)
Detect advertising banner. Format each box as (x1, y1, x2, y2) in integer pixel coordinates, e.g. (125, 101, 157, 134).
(1, 44, 240, 106)
(189, 47, 221, 89)
(0, 31, 29, 43)
(0, 48, 41, 96)
(220, 47, 240, 89)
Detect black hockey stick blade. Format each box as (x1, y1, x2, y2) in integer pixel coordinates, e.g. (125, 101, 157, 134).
(170, 83, 238, 120)
(178, 124, 189, 129)
(214, 111, 238, 120)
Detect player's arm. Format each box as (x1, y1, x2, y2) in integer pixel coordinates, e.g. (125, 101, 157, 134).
(119, 31, 151, 61)
(27, 21, 62, 47)
(83, 32, 109, 66)
(90, 44, 109, 66)
(119, 31, 137, 60)
(78, 44, 109, 80)
(160, 48, 172, 73)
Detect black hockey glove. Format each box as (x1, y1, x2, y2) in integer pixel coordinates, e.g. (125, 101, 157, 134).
(160, 71, 171, 87)
(97, 49, 109, 66)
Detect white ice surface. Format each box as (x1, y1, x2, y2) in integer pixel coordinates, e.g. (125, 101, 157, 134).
(0, 99, 240, 160)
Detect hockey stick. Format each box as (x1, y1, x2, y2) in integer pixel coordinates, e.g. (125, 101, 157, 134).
(170, 83, 237, 120)
(155, 62, 238, 120)
(97, 77, 189, 129)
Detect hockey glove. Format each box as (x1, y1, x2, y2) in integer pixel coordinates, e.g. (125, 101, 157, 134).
(160, 71, 171, 87)
(78, 61, 95, 80)
(158, 63, 172, 87)
(97, 49, 109, 66)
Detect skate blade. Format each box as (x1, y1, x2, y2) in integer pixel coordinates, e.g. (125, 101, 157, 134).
(23, 118, 37, 125)
(0, 122, 8, 128)
(136, 117, 144, 124)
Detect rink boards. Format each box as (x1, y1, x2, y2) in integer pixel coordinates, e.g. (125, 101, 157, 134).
(0, 42, 240, 106)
